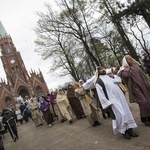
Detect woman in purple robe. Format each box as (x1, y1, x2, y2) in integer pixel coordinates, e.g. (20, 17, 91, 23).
(39, 97, 53, 127)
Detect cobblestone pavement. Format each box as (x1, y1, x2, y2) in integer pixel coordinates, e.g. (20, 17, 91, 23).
(3, 101, 150, 150)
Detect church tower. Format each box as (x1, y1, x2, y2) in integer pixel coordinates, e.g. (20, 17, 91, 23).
(0, 21, 49, 109)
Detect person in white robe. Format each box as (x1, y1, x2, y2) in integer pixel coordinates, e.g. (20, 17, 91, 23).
(15, 107, 23, 125)
(83, 66, 138, 139)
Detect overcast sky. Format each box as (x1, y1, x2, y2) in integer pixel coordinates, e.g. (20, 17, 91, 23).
(0, 0, 72, 90)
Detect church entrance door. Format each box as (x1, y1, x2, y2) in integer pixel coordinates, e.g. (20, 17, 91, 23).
(18, 86, 30, 99)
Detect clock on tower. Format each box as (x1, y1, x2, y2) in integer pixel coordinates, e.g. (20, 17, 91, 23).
(10, 59, 15, 64)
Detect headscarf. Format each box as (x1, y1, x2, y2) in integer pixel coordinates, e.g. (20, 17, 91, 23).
(39, 97, 45, 103)
(118, 55, 141, 74)
(122, 55, 141, 67)
(39, 97, 49, 111)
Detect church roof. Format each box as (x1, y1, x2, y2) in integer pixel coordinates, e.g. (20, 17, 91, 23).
(0, 21, 8, 37)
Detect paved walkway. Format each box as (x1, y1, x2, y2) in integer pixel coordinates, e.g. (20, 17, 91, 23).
(3, 102, 150, 150)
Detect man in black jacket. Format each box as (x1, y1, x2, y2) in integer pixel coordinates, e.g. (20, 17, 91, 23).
(2, 108, 18, 142)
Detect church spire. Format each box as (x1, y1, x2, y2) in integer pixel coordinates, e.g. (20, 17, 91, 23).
(0, 21, 8, 38)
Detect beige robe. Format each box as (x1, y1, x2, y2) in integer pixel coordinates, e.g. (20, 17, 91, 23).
(56, 94, 73, 121)
(75, 88, 92, 116)
(75, 87, 101, 125)
(29, 101, 43, 126)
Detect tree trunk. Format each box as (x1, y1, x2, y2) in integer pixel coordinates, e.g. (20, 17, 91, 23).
(103, 0, 139, 60)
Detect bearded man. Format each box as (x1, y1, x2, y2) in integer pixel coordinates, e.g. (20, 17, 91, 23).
(118, 55, 150, 126)
(95, 66, 138, 139)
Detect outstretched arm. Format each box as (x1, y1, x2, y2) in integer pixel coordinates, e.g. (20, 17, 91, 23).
(118, 66, 131, 78)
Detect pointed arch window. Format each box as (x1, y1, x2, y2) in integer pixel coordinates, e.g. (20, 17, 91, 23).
(5, 42, 11, 53)
(10, 42, 14, 51)
(36, 86, 43, 96)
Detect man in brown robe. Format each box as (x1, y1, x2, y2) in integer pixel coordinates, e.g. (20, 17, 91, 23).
(119, 55, 150, 126)
(67, 85, 85, 119)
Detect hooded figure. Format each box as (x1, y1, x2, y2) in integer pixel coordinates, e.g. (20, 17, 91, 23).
(118, 55, 150, 126)
(2, 108, 18, 142)
(67, 84, 85, 119)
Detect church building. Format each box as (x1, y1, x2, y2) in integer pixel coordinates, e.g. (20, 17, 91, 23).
(0, 21, 49, 110)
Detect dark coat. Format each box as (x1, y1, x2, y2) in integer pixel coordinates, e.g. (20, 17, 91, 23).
(2, 110, 16, 127)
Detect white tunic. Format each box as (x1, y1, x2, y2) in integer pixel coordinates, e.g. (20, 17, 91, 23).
(95, 75, 137, 134)
(15, 109, 23, 120)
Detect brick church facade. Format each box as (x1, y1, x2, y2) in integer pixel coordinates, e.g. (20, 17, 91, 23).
(0, 21, 49, 110)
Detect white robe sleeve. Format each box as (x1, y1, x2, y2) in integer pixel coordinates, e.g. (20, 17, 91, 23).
(82, 76, 96, 90)
(95, 83, 113, 109)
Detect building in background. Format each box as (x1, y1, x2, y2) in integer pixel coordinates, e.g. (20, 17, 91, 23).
(0, 21, 49, 110)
